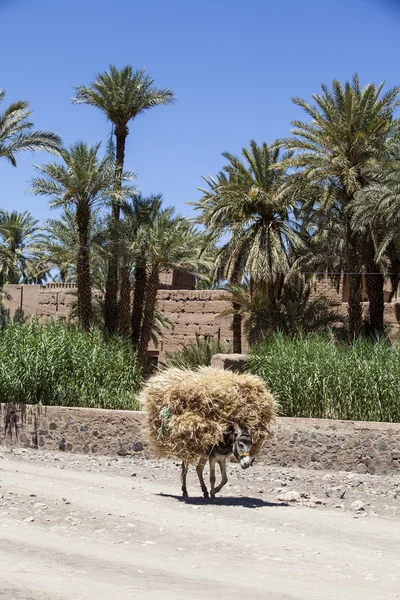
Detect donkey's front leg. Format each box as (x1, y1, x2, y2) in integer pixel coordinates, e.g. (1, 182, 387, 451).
(196, 457, 209, 499)
(211, 459, 228, 497)
(181, 461, 189, 498)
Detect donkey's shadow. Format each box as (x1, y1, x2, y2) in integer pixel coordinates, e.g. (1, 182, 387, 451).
(158, 493, 288, 509)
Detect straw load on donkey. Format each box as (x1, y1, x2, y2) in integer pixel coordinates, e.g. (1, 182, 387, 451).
(140, 366, 278, 499)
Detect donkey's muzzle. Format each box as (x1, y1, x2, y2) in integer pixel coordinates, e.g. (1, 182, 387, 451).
(240, 454, 252, 469)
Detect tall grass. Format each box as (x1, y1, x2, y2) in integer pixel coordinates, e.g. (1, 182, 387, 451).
(249, 334, 400, 422)
(0, 322, 142, 409)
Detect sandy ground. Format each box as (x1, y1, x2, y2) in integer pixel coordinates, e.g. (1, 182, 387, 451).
(0, 447, 400, 600)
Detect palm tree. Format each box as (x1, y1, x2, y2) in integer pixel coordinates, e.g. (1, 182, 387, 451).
(222, 277, 344, 346)
(30, 142, 127, 331)
(38, 207, 106, 283)
(193, 140, 303, 351)
(0, 210, 46, 285)
(0, 89, 61, 166)
(281, 75, 400, 340)
(73, 66, 175, 335)
(40, 209, 77, 282)
(138, 210, 209, 367)
(352, 138, 400, 327)
(118, 193, 163, 345)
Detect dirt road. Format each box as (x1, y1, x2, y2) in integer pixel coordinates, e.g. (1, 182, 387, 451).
(0, 447, 399, 600)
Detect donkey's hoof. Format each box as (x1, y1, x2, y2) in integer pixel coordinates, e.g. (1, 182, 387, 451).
(182, 491, 189, 499)
(203, 491, 209, 499)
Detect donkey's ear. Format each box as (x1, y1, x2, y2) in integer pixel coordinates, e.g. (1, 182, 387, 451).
(232, 423, 241, 436)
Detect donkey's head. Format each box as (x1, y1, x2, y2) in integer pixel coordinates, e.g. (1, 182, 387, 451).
(231, 424, 254, 469)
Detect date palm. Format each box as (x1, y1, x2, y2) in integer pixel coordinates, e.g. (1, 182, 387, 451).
(193, 140, 302, 350)
(280, 75, 400, 339)
(119, 193, 163, 343)
(352, 138, 400, 315)
(30, 142, 131, 331)
(138, 209, 209, 367)
(223, 277, 343, 346)
(39, 207, 106, 283)
(0, 89, 61, 166)
(0, 210, 45, 284)
(73, 66, 175, 335)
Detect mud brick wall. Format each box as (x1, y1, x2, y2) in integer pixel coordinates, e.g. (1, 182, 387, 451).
(4, 277, 400, 351)
(152, 289, 241, 359)
(309, 277, 343, 304)
(2, 406, 400, 475)
(2, 282, 238, 359)
(158, 268, 196, 290)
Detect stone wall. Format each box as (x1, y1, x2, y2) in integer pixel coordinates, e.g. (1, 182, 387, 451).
(0, 406, 146, 457)
(265, 417, 400, 474)
(2, 405, 400, 475)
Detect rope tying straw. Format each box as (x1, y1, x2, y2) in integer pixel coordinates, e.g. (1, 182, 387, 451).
(157, 407, 171, 440)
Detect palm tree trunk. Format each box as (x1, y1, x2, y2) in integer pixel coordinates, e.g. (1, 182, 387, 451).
(347, 232, 362, 341)
(104, 127, 127, 335)
(131, 262, 147, 350)
(139, 268, 159, 367)
(60, 268, 67, 284)
(366, 269, 384, 335)
(232, 307, 242, 353)
(268, 282, 279, 332)
(76, 204, 92, 332)
(388, 254, 400, 302)
(119, 266, 131, 336)
(231, 271, 242, 353)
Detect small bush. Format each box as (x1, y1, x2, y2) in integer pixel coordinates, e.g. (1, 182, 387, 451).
(164, 336, 232, 369)
(0, 321, 142, 409)
(249, 333, 400, 422)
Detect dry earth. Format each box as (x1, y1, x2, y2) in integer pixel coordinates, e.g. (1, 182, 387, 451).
(1, 446, 400, 600)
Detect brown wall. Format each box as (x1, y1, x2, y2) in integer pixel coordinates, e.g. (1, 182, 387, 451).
(4, 274, 399, 359)
(2, 405, 400, 475)
(310, 275, 400, 338)
(2, 282, 236, 360)
(158, 269, 196, 290)
(3, 283, 76, 320)
(150, 289, 237, 359)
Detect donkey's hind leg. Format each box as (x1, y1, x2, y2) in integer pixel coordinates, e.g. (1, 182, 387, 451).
(181, 461, 189, 498)
(211, 459, 228, 497)
(196, 457, 209, 499)
(209, 456, 217, 499)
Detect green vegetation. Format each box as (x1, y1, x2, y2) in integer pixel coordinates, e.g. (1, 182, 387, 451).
(249, 334, 400, 422)
(221, 277, 344, 346)
(165, 337, 232, 369)
(0, 322, 141, 409)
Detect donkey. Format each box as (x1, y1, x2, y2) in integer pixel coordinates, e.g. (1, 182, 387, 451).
(181, 424, 254, 499)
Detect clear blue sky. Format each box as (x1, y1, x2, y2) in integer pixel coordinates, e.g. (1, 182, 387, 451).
(0, 0, 399, 226)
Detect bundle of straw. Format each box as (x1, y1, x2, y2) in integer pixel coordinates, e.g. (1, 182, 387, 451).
(140, 366, 278, 464)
